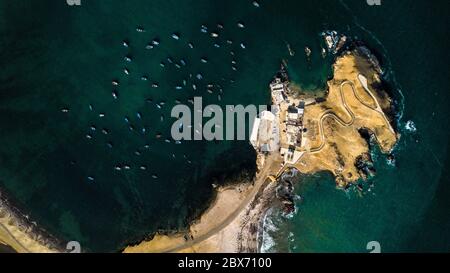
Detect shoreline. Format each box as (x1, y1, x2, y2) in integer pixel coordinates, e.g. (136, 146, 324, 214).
(125, 41, 399, 252)
(0, 36, 399, 253)
(0, 189, 64, 253)
(124, 153, 285, 253)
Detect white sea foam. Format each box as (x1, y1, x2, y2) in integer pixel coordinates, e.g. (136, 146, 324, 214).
(405, 120, 417, 133)
(260, 209, 278, 253)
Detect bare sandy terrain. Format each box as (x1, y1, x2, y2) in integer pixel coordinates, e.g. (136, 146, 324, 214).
(297, 51, 398, 187)
(0, 203, 59, 253)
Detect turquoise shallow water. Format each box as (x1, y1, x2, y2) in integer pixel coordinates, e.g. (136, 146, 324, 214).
(0, 0, 449, 252)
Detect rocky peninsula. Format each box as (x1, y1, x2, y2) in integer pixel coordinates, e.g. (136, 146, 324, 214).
(124, 44, 399, 253)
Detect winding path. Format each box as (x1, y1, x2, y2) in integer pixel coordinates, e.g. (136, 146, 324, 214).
(156, 153, 282, 253)
(309, 76, 392, 153)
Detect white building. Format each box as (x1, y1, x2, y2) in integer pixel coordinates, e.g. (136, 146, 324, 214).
(270, 78, 286, 105)
(250, 110, 280, 152)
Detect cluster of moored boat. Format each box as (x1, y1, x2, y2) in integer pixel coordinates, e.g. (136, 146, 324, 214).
(61, 16, 253, 184)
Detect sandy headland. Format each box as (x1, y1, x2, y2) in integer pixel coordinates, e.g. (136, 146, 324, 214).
(124, 42, 399, 253)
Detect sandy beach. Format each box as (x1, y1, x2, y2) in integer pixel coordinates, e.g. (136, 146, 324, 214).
(0, 194, 62, 253)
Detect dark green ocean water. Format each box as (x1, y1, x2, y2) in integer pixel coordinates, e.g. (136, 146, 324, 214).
(0, 0, 448, 252)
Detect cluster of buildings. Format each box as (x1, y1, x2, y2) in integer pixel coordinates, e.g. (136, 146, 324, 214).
(250, 76, 307, 165)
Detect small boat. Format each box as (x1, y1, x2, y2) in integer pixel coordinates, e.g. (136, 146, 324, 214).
(141, 76, 148, 81)
(167, 57, 173, 63)
(151, 39, 160, 46)
(99, 113, 105, 118)
(122, 40, 129, 47)
(240, 43, 246, 49)
(86, 134, 92, 139)
(152, 174, 158, 179)
(188, 42, 194, 49)
(136, 112, 142, 119)
(214, 43, 220, 48)
(87, 176, 95, 182)
(112, 80, 119, 86)
(160, 62, 165, 68)
(175, 86, 183, 90)
(88, 104, 93, 111)
(61, 108, 69, 113)
(124, 68, 130, 75)
(101, 128, 109, 135)
(112, 90, 118, 99)
(237, 22, 245, 28)
(217, 23, 224, 29)
(201, 58, 208, 63)
(175, 63, 181, 69)
(226, 40, 233, 45)
(200, 25, 208, 33)
(114, 166, 122, 171)
(180, 59, 187, 66)
(106, 142, 113, 148)
(124, 165, 131, 170)
(136, 27, 145, 32)
(124, 116, 130, 123)
(252, 1, 260, 8)
(171, 33, 180, 40)
(124, 56, 132, 62)
(211, 32, 219, 38)
(196, 73, 203, 80)
(140, 165, 147, 170)
(145, 44, 154, 50)
(152, 83, 159, 88)
(90, 125, 96, 131)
